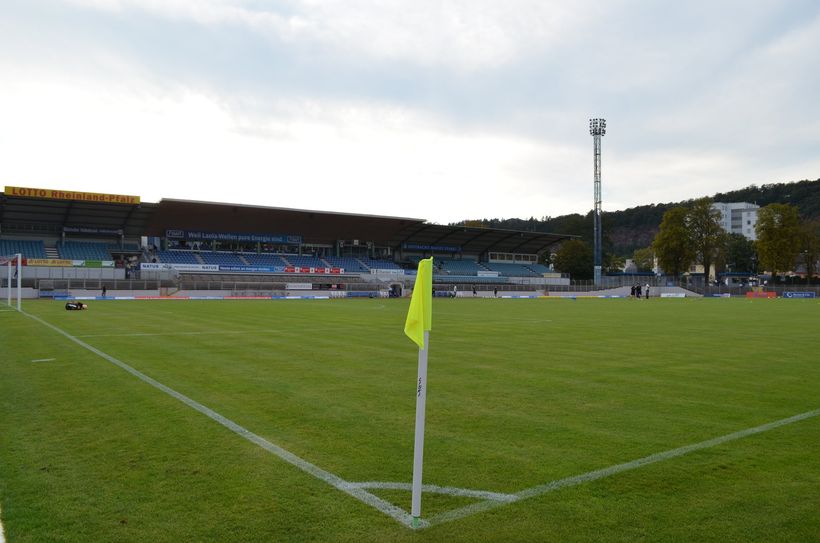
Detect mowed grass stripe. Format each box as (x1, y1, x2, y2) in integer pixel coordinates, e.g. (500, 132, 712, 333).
(1, 298, 818, 541)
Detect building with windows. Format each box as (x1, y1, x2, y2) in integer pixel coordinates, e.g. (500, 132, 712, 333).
(711, 202, 759, 240)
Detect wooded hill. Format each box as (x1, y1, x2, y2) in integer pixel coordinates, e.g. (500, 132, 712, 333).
(456, 178, 820, 257)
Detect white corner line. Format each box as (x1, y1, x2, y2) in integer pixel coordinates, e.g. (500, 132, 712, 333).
(425, 407, 820, 527)
(21, 311, 420, 530)
(348, 481, 518, 503)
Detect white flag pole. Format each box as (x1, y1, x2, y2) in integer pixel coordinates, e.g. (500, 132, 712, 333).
(410, 329, 430, 528)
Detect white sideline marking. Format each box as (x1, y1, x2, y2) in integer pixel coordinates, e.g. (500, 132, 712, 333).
(425, 407, 820, 527)
(0, 504, 5, 543)
(348, 481, 518, 503)
(22, 311, 423, 529)
(31, 358, 56, 363)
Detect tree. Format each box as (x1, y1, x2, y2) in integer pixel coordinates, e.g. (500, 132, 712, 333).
(724, 233, 756, 273)
(606, 254, 626, 273)
(632, 247, 655, 272)
(755, 203, 802, 279)
(686, 198, 725, 281)
(800, 219, 820, 280)
(652, 207, 694, 278)
(552, 239, 593, 280)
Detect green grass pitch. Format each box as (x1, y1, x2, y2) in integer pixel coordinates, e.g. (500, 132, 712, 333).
(1, 297, 818, 542)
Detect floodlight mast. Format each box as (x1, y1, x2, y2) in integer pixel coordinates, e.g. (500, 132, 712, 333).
(589, 118, 606, 287)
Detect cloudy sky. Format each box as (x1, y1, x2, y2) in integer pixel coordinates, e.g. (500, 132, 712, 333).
(1, 0, 819, 224)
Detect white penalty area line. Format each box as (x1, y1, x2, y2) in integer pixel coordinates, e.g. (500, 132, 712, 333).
(424, 407, 820, 527)
(31, 358, 56, 363)
(22, 311, 422, 530)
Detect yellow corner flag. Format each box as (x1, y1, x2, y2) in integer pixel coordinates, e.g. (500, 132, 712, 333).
(404, 257, 433, 349)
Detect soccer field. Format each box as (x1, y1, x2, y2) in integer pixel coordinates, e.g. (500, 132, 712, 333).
(1, 298, 818, 542)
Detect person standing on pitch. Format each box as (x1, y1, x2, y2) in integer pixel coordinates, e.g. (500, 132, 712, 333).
(645, 283, 650, 299)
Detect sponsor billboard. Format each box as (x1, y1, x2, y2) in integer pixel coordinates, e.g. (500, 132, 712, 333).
(783, 291, 816, 298)
(165, 229, 303, 245)
(25, 258, 73, 267)
(140, 263, 220, 272)
(402, 243, 461, 252)
(6, 185, 139, 204)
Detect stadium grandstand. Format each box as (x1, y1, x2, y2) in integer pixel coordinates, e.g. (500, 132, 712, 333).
(1, 185, 573, 299)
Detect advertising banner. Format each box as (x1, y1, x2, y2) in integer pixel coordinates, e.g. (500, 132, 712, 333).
(140, 263, 220, 272)
(283, 266, 343, 274)
(745, 291, 777, 298)
(286, 283, 313, 290)
(166, 229, 302, 245)
(25, 258, 73, 267)
(783, 291, 816, 298)
(402, 243, 461, 252)
(63, 226, 124, 235)
(218, 265, 285, 273)
(6, 185, 139, 204)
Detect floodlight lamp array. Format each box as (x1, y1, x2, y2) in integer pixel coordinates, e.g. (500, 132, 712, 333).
(589, 118, 606, 136)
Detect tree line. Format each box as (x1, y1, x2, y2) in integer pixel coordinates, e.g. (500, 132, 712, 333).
(550, 199, 819, 282)
(454, 178, 820, 281)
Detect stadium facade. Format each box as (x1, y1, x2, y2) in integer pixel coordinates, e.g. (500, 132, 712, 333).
(1, 186, 573, 298)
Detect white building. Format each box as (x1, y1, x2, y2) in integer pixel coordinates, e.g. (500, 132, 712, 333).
(711, 202, 759, 240)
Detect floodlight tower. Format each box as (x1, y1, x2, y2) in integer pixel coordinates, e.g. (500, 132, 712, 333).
(589, 118, 606, 287)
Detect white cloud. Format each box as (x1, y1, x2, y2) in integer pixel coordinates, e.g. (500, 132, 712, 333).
(63, 0, 592, 70)
(1, 1, 818, 227)
(0, 66, 586, 223)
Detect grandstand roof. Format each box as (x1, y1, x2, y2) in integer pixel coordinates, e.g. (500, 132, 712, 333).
(1, 191, 573, 254)
(0, 191, 157, 237)
(143, 199, 425, 245)
(389, 222, 571, 255)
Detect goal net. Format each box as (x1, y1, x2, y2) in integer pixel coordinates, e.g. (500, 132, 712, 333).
(1, 254, 22, 311)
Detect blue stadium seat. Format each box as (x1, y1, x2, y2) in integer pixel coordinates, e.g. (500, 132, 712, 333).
(358, 258, 401, 270)
(0, 239, 48, 258)
(155, 250, 200, 264)
(57, 241, 112, 261)
(244, 254, 288, 267)
(323, 257, 368, 272)
(483, 263, 539, 277)
(198, 252, 246, 266)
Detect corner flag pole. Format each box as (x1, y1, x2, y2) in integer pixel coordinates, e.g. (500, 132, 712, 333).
(411, 329, 429, 527)
(404, 257, 433, 528)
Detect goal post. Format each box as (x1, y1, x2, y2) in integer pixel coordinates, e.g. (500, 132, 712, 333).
(1, 254, 22, 311)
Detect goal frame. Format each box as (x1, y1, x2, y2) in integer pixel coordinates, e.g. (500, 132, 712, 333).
(2, 254, 22, 311)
